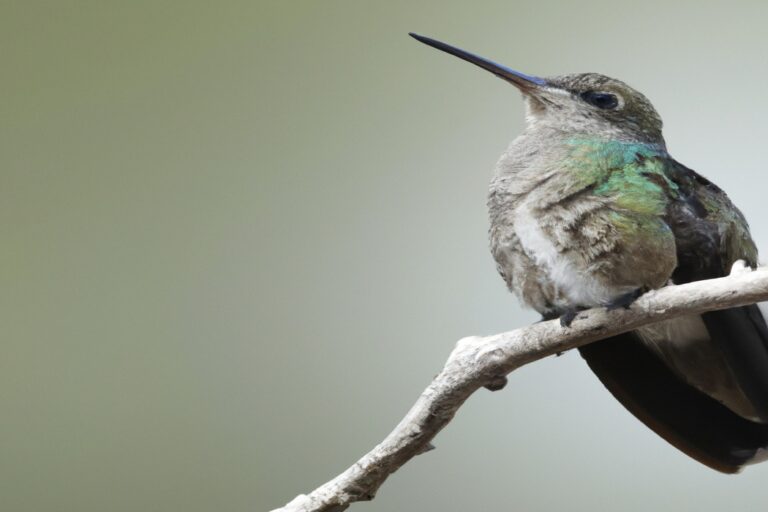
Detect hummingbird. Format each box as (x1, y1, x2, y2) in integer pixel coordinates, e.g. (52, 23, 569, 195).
(410, 33, 768, 473)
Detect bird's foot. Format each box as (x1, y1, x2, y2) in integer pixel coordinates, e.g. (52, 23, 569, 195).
(559, 308, 580, 328)
(606, 288, 644, 311)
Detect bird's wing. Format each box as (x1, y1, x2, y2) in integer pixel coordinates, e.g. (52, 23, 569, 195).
(665, 160, 768, 421)
(664, 160, 757, 280)
(579, 159, 768, 472)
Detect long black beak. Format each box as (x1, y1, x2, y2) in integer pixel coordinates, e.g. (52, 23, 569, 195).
(409, 33, 547, 91)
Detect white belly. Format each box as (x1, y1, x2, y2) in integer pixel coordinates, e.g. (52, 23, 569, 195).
(512, 201, 631, 308)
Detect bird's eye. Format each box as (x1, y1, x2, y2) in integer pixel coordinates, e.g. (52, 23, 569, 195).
(580, 91, 619, 110)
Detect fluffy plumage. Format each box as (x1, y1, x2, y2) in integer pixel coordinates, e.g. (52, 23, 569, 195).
(487, 74, 768, 472)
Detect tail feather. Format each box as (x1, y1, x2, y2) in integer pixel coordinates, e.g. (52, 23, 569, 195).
(702, 305, 768, 422)
(579, 330, 768, 473)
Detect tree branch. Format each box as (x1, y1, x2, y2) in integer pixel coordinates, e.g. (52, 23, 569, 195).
(270, 263, 768, 512)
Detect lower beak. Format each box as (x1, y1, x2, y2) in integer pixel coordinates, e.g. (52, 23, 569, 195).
(409, 33, 547, 93)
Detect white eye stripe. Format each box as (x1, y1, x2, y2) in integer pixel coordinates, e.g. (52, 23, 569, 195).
(544, 86, 571, 97)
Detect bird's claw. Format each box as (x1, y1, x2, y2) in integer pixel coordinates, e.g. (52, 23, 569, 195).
(560, 309, 579, 328)
(606, 288, 644, 311)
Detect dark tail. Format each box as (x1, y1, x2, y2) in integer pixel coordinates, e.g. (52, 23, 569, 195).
(703, 305, 768, 422)
(579, 312, 768, 473)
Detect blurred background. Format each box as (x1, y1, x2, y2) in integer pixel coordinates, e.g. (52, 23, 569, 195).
(4, 1, 768, 511)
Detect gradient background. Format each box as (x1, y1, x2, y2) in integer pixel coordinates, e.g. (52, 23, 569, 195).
(4, 1, 768, 511)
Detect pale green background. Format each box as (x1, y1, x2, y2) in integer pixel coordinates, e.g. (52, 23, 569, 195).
(4, 1, 768, 511)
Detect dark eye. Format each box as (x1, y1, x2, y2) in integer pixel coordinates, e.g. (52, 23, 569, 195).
(580, 91, 619, 110)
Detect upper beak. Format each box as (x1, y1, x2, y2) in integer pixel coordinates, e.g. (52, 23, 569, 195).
(409, 33, 547, 92)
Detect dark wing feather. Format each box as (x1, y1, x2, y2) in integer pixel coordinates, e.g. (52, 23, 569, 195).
(580, 332, 768, 473)
(703, 306, 768, 421)
(668, 160, 768, 421)
(580, 159, 768, 472)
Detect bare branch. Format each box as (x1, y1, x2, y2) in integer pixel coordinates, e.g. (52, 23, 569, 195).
(271, 263, 768, 512)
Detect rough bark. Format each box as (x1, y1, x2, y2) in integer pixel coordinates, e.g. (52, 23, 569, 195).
(271, 263, 768, 512)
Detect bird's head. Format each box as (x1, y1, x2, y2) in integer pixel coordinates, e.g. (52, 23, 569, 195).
(410, 33, 665, 146)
